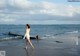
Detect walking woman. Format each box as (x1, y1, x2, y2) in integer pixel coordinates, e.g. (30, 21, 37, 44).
(23, 24, 34, 49)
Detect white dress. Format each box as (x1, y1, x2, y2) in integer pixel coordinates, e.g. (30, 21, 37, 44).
(24, 29, 30, 39)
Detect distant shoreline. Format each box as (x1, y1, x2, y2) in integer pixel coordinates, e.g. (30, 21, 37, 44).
(0, 24, 80, 26)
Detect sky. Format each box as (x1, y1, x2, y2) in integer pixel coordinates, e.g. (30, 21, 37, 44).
(0, 0, 80, 25)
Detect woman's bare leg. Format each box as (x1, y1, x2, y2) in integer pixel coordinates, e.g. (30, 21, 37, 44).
(26, 40, 28, 49)
(27, 39, 34, 48)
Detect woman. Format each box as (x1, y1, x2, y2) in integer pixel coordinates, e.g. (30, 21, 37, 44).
(23, 24, 34, 49)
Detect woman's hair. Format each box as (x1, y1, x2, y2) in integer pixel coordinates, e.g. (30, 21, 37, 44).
(26, 24, 30, 29)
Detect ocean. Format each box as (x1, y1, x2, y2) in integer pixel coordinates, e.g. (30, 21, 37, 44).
(0, 24, 80, 56)
(0, 24, 80, 38)
(0, 24, 80, 45)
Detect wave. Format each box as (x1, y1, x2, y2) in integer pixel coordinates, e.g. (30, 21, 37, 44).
(66, 31, 78, 34)
(0, 35, 40, 41)
(42, 36, 55, 39)
(54, 31, 78, 36)
(0, 30, 79, 41)
(41, 31, 79, 39)
(0, 36, 22, 41)
(42, 34, 56, 39)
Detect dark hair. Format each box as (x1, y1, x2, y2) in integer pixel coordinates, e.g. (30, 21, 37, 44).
(26, 24, 30, 29)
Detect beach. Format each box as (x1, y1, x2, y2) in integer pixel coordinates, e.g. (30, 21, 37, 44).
(0, 25, 80, 56)
(0, 0, 80, 55)
(0, 35, 79, 56)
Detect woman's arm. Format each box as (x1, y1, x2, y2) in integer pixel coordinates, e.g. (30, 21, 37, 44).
(23, 28, 26, 39)
(23, 34, 26, 39)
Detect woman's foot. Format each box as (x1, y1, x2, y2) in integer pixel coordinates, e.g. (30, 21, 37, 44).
(25, 46, 27, 49)
(32, 46, 34, 49)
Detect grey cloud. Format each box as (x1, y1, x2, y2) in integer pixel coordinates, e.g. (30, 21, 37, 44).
(0, 0, 80, 24)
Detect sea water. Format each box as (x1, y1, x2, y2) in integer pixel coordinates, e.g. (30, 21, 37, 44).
(0, 25, 80, 46)
(0, 24, 80, 56)
(0, 24, 80, 40)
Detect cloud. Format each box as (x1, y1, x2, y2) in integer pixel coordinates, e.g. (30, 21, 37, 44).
(8, 0, 32, 9)
(0, 18, 16, 22)
(0, 0, 80, 24)
(0, 0, 80, 16)
(0, 0, 6, 8)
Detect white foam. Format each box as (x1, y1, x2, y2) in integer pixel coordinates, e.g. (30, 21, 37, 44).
(42, 35, 55, 39)
(0, 36, 21, 41)
(67, 31, 78, 34)
(44, 34, 51, 37)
